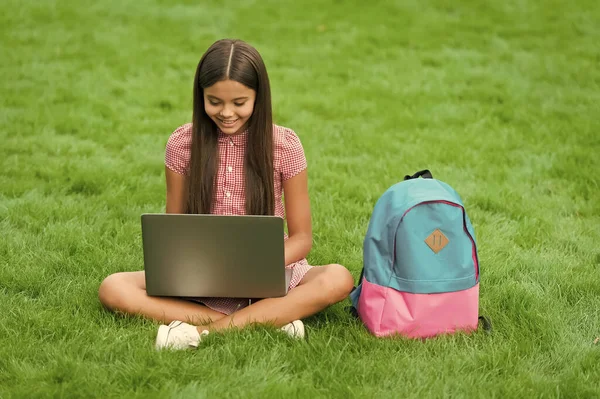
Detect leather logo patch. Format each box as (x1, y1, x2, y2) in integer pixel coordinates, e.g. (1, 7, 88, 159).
(425, 229, 449, 253)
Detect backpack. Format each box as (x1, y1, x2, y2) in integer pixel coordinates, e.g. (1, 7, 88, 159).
(349, 170, 490, 338)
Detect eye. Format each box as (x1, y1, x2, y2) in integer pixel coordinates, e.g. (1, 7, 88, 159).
(208, 100, 220, 106)
(234, 102, 246, 107)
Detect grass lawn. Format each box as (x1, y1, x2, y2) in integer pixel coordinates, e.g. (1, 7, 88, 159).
(1, 0, 599, 397)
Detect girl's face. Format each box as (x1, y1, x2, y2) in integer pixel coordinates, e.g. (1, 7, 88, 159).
(204, 79, 256, 135)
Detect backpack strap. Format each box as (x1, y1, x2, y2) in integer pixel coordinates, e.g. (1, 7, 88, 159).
(404, 169, 433, 180)
(349, 267, 364, 294)
(347, 305, 359, 318)
(356, 267, 364, 288)
(478, 315, 492, 333)
(347, 267, 365, 317)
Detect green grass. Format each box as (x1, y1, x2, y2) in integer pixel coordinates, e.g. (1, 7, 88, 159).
(1, 0, 599, 397)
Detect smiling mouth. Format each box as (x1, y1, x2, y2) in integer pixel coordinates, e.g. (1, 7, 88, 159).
(219, 118, 238, 126)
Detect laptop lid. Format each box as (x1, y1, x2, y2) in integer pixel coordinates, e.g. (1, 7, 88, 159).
(141, 213, 290, 298)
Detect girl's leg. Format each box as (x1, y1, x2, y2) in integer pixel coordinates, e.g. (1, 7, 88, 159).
(200, 264, 354, 332)
(98, 271, 226, 325)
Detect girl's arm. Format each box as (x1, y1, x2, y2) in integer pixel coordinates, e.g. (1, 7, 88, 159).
(165, 167, 188, 214)
(282, 169, 313, 265)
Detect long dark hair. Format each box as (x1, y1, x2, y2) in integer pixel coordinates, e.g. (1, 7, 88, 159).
(187, 39, 274, 215)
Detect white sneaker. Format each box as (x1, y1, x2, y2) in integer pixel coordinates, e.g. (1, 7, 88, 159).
(280, 320, 305, 339)
(155, 321, 209, 350)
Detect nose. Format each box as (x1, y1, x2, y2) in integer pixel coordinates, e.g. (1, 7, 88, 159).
(220, 104, 234, 118)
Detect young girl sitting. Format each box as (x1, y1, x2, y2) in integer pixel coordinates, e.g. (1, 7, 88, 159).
(98, 39, 354, 350)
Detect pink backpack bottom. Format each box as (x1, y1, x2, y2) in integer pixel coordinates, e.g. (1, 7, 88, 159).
(357, 278, 480, 338)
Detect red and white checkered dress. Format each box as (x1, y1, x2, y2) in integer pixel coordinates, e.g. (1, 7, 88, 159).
(165, 123, 314, 315)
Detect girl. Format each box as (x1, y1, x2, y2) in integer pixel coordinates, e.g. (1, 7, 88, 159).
(98, 39, 354, 350)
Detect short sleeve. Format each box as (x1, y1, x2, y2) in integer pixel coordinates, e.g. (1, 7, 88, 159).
(280, 128, 308, 181)
(165, 123, 193, 175)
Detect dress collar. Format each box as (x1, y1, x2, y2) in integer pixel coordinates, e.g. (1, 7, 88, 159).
(217, 128, 248, 146)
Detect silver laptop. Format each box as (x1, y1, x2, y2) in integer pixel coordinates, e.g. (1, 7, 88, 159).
(141, 213, 292, 298)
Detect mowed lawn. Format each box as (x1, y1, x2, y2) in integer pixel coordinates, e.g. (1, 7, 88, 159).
(1, 0, 599, 397)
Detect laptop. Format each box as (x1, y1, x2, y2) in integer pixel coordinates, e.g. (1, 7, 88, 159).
(141, 213, 292, 298)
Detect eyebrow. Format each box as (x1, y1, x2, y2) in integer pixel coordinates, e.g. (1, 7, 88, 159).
(206, 95, 249, 101)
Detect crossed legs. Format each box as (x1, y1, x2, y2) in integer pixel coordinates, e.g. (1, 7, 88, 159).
(98, 264, 354, 333)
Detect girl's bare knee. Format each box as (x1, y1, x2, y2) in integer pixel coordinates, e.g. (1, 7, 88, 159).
(319, 264, 354, 305)
(98, 273, 130, 311)
(330, 264, 355, 300)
